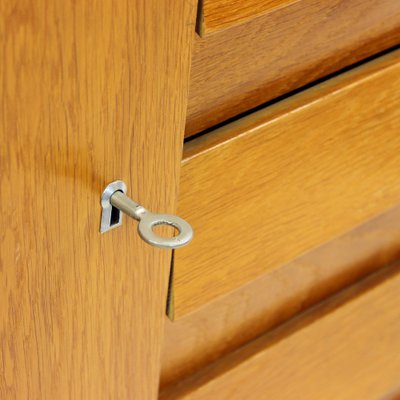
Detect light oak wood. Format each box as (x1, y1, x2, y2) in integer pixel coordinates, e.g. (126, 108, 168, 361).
(173, 50, 400, 318)
(187, 0, 400, 136)
(161, 264, 400, 399)
(199, 0, 298, 34)
(0, 0, 196, 399)
(161, 205, 400, 388)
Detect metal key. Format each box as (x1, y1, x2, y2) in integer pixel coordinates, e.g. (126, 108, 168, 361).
(100, 180, 193, 249)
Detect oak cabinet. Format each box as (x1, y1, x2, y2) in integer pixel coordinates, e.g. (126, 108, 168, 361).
(1, 1, 400, 399)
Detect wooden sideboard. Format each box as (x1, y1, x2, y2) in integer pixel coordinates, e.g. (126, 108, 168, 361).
(1, 1, 400, 399)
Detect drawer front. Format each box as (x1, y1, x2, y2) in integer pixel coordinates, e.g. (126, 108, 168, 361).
(161, 206, 400, 388)
(198, 0, 296, 34)
(186, 0, 400, 136)
(173, 50, 400, 319)
(161, 265, 400, 400)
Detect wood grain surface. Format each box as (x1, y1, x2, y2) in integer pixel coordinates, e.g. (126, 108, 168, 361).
(199, 0, 298, 34)
(161, 264, 400, 399)
(186, 0, 400, 136)
(173, 50, 400, 318)
(161, 205, 400, 388)
(0, 0, 196, 399)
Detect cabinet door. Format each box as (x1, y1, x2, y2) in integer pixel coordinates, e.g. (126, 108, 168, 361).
(0, 1, 196, 399)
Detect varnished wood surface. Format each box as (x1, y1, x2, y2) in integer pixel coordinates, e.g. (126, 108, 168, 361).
(174, 50, 400, 318)
(186, 0, 400, 136)
(160, 205, 400, 388)
(161, 264, 400, 399)
(0, 0, 196, 399)
(199, 0, 298, 34)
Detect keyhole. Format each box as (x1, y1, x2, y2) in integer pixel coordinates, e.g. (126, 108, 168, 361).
(110, 205, 121, 227)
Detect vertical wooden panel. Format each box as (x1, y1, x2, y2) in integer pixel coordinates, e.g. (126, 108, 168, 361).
(0, 0, 196, 398)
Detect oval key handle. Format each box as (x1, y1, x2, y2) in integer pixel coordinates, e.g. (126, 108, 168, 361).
(137, 212, 193, 249)
(100, 181, 193, 249)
